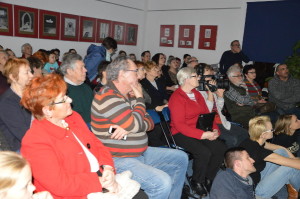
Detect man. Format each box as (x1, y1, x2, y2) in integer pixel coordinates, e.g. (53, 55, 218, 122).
(20, 43, 32, 58)
(84, 37, 117, 82)
(268, 64, 300, 118)
(224, 65, 257, 128)
(186, 56, 198, 69)
(0, 50, 9, 95)
(60, 54, 93, 126)
(141, 50, 151, 63)
(219, 40, 249, 74)
(180, 54, 191, 69)
(91, 56, 188, 199)
(210, 147, 256, 199)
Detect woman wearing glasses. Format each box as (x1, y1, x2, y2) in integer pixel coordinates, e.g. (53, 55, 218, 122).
(20, 74, 145, 199)
(240, 116, 300, 199)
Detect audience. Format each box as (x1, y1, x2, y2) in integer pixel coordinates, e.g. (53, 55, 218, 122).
(91, 56, 188, 199)
(141, 50, 151, 63)
(43, 51, 59, 74)
(210, 147, 256, 199)
(68, 48, 77, 54)
(51, 48, 61, 65)
(0, 58, 33, 151)
(93, 61, 110, 93)
(169, 67, 227, 197)
(180, 53, 191, 69)
(240, 116, 300, 199)
(5, 48, 16, 59)
(129, 53, 136, 61)
(27, 56, 43, 77)
(187, 56, 199, 69)
(219, 40, 249, 74)
(0, 50, 9, 95)
(21, 43, 33, 59)
(0, 151, 53, 199)
(118, 50, 127, 56)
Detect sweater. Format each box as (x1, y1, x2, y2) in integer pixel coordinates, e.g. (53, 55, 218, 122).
(244, 79, 262, 101)
(91, 81, 154, 157)
(169, 87, 219, 139)
(21, 111, 114, 199)
(219, 50, 249, 74)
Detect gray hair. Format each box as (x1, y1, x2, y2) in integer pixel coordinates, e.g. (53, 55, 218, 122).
(60, 53, 82, 75)
(177, 67, 196, 86)
(21, 43, 32, 54)
(167, 57, 176, 66)
(106, 56, 131, 81)
(227, 65, 242, 77)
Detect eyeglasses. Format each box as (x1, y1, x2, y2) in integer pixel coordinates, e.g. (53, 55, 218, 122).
(125, 69, 138, 73)
(264, 129, 274, 133)
(247, 72, 256, 74)
(231, 75, 244, 78)
(50, 95, 69, 106)
(232, 44, 240, 47)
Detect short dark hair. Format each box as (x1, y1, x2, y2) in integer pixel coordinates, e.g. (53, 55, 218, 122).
(243, 65, 255, 75)
(141, 50, 150, 57)
(151, 53, 163, 65)
(51, 48, 60, 54)
(27, 56, 43, 73)
(230, 40, 239, 46)
(97, 61, 111, 80)
(224, 147, 246, 169)
(118, 50, 127, 56)
(102, 37, 117, 50)
(183, 54, 191, 59)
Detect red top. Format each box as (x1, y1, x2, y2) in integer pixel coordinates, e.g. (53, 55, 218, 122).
(169, 87, 219, 139)
(21, 111, 114, 199)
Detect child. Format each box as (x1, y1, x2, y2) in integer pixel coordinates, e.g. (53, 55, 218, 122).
(43, 51, 59, 73)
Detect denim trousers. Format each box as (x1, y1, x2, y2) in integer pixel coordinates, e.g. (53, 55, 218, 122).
(113, 147, 188, 199)
(255, 148, 300, 198)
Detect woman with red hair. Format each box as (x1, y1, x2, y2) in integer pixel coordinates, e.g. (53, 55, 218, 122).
(20, 74, 146, 199)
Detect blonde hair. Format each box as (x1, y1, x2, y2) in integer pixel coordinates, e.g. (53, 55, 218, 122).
(274, 115, 293, 136)
(249, 116, 271, 141)
(0, 151, 28, 194)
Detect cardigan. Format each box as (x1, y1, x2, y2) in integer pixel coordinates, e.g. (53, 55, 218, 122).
(169, 87, 219, 139)
(21, 111, 114, 199)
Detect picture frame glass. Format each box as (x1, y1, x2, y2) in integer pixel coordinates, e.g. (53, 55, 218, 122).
(0, 7, 9, 32)
(43, 14, 57, 36)
(19, 10, 34, 34)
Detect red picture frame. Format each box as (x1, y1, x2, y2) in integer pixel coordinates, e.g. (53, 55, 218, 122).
(14, 5, 38, 38)
(61, 13, 79, 41)
(160, 25, 175, 47)
(198, 25, 218, 50)
(178, 25, 195, 48)
(96, 19, 112, 43)
(39, 10, 60, 40)
(112, 21, 125, 45)
(125, 23, 138, 46)
(0, 3, 13, 36)
(79, 16, 96, 42)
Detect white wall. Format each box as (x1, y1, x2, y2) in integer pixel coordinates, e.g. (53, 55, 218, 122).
(0, 0, 146, 59)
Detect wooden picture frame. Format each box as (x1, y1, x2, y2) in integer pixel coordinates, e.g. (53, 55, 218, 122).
(160, 25, 175, 47)
(96, 19, 112, 43)
(79, 16, 96, 42)
(14, 5, 38, 38)
(0, 2, 13, 36)
(125, 23, 138, 46)
(112, 21, 125, 45)
(61, 13, 79, 41)
(178, 25, 195, 48)
(198, 25, 218, 50)
(39, 9, 60, 40)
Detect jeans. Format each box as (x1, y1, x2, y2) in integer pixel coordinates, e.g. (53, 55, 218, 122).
(255, 148, 300, 198)
(113, 147, 188, 199)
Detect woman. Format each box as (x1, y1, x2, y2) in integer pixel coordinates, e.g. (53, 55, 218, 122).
(168, 67, 227, 197)
(197, 64, 248, 148)
(134, 61, 151, 105)
(0, 151, 52, 199)
(239, 116, 300, 199)
(164, 57, 179, 97)
(93, 61, 110, 93)
(20, 74, 146, 199)
(0, 58, 33, 151)
(274, 114, 300, 156)
(27, 56, 43, 77)
(140, 61, 168, 111)
(243, 65, 265, 102)
(5, 48, 16, 59)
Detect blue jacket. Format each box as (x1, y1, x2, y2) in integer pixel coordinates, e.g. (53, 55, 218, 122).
(84, 44, 107, 81)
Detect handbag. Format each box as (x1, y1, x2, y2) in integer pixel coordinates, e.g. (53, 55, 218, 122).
(196, 112, 216, 131)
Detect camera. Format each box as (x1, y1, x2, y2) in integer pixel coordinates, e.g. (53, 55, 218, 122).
(196, 63, 229, 92)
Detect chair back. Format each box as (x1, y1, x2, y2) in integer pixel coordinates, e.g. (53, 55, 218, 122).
(146, 109, 161, 125)
(161, 107, 170, 122)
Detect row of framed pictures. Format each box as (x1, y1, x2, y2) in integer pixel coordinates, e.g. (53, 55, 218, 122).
(0, 3, 138, 45)
(160, 25, 218, 50)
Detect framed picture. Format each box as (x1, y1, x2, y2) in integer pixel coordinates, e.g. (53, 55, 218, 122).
(61, 13, 79, 41)
(160, 25, 175, 47)
(79, 16, 96, 42)
(198, 25, 218, 50)
(14, 5, 38, 38)
(125, 23, 138, 45)
(0, 3, 13, 36)
(39, 10, 60, 40)
(96, 19, 112, 43)
(112, 21, 125, 45)
(178, 25, 195, 48)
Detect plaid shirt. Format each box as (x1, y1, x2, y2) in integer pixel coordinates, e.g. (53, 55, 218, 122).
(225, 83, 255, 106)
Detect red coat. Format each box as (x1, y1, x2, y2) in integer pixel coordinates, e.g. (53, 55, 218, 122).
(169, 87, 219, 139)
(21, 111, 114, 199)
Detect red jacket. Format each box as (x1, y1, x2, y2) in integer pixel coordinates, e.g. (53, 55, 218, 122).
(21, 111, 114, 199)
(169, 87, 219, 139)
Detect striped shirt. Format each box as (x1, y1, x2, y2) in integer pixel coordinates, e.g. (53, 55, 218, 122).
(91, 81, 154, 157)
(244, 79, 262, 101)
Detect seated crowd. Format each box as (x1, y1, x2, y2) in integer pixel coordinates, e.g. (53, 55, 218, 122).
(0, 39, 299, 199)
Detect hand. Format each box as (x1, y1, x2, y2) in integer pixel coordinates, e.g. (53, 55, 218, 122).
(130, 83, 143, 98)
(201, 130, 219, 140)
(257, 99, 267, 104)
(155, 104, 168, 112)
(237, 103, 244, 106)
(99, 170, 120, 194)
(110, 125, 129, 140)
(32, 191, 53, 199)
(215, 89, 225, 97)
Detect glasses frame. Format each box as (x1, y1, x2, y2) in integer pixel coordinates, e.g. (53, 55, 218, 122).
(125, 69, 139, 73)
(49, 96, 69, 106)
